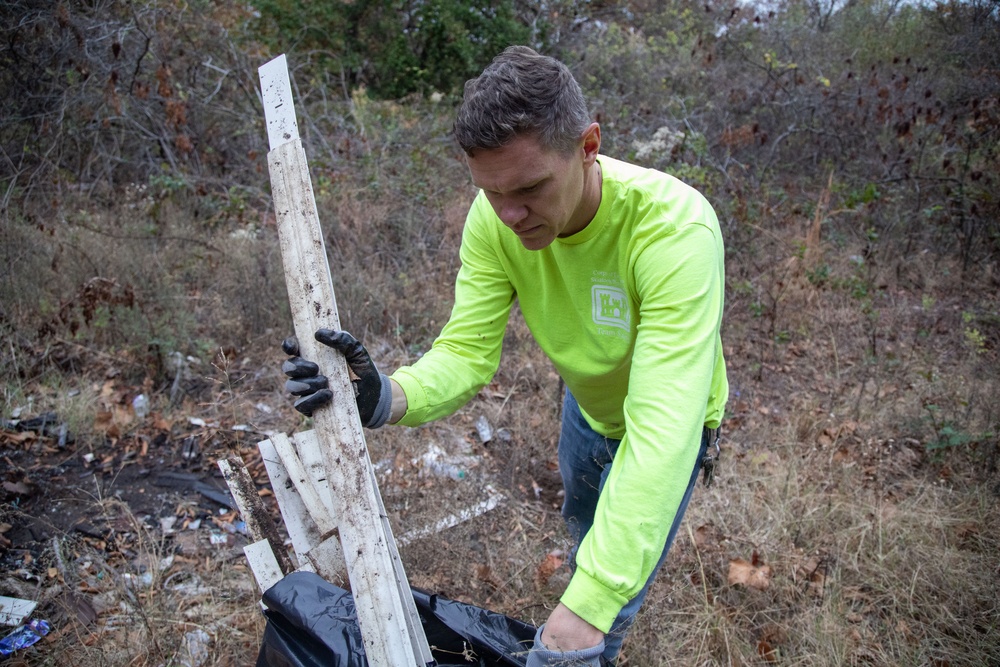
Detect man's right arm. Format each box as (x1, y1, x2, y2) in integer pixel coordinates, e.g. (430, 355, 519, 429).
(391, 195, 516, 426)
(388, 378, 407, 424)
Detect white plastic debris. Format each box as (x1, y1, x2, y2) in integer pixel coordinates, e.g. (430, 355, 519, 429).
(414, 444, 481, 481)
(475, 415, 493, 443)
(176, 628, 211, 667)
(132, 394, 149, 418)
(160, 516, 178, 534)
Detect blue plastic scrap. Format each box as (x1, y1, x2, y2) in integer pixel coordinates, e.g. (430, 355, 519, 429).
(0, 619, 51, 656)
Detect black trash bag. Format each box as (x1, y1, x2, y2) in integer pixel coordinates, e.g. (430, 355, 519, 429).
(256, 571, 535, 667)
(412, 587, 535, 665)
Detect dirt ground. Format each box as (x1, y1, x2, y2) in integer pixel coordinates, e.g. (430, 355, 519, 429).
(0, 352, 569, 664)
(2, 283, 998, 666)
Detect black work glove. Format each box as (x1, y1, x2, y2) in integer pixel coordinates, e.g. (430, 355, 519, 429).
(281, 330, 393, 428)
(281, 336, 332, 417)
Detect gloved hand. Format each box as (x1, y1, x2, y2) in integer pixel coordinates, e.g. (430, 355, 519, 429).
(525, 624, 605, 667)
(281, 330, 393, 428)
(281, 336, 332, 417)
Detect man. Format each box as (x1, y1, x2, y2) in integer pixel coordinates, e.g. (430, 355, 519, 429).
(283, 46, 728, 666)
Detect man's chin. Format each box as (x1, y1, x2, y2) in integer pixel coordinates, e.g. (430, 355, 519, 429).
(518, 235, 555, 251)
(514, 226, 555, 250)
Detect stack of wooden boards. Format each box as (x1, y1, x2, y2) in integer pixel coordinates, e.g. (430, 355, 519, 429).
(218, 54, 503, 667)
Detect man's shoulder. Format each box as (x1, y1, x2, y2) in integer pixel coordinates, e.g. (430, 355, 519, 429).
(602, 155, 699, 197)
(601, 155, 710, 213)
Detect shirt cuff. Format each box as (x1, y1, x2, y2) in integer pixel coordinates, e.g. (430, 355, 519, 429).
(559, 568, 630, 634)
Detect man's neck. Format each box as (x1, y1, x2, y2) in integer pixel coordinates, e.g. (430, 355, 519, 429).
(566, 158, 603, 237)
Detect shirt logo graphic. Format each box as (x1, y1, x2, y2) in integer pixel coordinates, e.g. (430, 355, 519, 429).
(592, 285, 630, 331)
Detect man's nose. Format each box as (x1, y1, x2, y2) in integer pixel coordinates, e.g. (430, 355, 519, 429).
(498, 199, 528, 226)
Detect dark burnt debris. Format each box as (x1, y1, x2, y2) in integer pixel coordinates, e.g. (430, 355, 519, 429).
(0, 407, 276, 631)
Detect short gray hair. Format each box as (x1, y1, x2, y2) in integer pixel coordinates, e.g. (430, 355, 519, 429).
(454, 46, 591, 156)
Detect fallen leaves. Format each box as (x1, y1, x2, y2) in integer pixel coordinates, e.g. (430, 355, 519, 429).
(474, 564, 502, 593)
(2, 479, 35, 498)
(816, 420, 859, 448)
(692, 523, 723, 550)
(0, 430, 37, 446)
(794, 553, 828, 599)
(756, 624, 788, 664)
(728, 552, 773, 590)
(534, 550, 564, 589)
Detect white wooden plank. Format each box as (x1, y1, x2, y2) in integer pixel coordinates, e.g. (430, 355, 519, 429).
(0, 596, 36, 626)
(262, 54, 430, 665)
(269, 137, 419, 667)
(364, 460, 435, 663)
(291, 429, 335, 516)
(258, 437, 321, 566)
(218, 457, 293, 574)
(398, 487, 505, 546)
(289, 436, 455, 664)
(259, 55, 299, 150)
(244, 539, 285, 595)
(299, 536, 348, 588)
(271, 433, 337, 535)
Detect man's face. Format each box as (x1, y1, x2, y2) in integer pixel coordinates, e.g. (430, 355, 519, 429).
(467, 126, 601, 251)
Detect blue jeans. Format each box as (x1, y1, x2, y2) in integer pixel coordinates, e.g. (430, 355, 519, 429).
(558, 390, 707, 663)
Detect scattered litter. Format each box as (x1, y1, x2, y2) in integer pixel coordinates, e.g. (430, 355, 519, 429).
(163, 572, 211, 596)
(181, 436, 200, 460)
(1, 412, 70, 444)
(209, 531, 229, 545)
(475, 415, 493, 443)
(219, 519, 247, 535)
(123, 571, 154, 589)
(0, 596, 37, 627)
(153, 472, 236, 510)
(132, 394, 149, 418)
(397, 486, 505, 546)
(195, 484, 235, 509)
(255, 402, 274, 414)
(160, 516, 178, 534)
(414, 444, 480, 481)
(176, 628, 211, 667)
(0, 619, 50, 656)
(4, 412, 56, 432)
(187, 518, 202, 531)
(153, 471, 201, 487)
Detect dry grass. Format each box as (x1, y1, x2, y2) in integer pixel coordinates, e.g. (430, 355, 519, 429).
(1, 125, 998, 667)
(3, 215, 999, 667)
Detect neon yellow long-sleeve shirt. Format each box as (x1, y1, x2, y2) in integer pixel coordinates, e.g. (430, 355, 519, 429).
(391, 155, 728, 632)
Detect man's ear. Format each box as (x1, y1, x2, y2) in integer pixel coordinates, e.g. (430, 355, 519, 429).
(581, 122, 601, 164)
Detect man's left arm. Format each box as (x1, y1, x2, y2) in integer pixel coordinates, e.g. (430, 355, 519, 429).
(560, 218, 727, 632)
